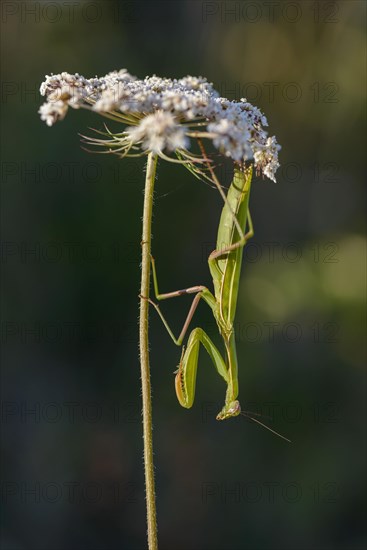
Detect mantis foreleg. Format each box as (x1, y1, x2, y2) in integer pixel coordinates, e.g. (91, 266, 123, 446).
(175, 327, 229, 408)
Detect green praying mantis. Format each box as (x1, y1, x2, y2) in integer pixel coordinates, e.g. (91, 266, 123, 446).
(143, 155, 290, 441)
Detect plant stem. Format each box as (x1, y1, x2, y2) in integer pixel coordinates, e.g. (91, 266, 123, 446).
(139, 151, 158, 550)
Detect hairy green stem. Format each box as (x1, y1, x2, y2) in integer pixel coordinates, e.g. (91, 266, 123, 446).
(139, 152, 158, 550)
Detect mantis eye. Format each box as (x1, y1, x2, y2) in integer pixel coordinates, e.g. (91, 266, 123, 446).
(216, 400, 241, 420)
(229, 400, 241, 416)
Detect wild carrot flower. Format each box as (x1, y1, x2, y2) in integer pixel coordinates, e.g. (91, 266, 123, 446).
(39, 69, 281, 181)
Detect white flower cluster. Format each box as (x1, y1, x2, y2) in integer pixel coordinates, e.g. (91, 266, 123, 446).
(126, 111, 189, 153)
(39, 69, 281, 181)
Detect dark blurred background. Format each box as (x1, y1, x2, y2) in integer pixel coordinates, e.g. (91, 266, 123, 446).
(1, 1, 366, 549)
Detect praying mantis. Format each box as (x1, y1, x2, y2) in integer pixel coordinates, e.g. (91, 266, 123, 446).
(143, 155, 291, 440)
(144, 160, 253, 420)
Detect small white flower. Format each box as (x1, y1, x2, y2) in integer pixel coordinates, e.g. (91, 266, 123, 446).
(38, 100, 68, 126)
(126, 111, 189, 154)
(208, 117, 252, 162)
(253, 136, 281, 182)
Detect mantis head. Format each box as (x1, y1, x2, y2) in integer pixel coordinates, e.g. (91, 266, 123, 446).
(216, 400, 241, 420)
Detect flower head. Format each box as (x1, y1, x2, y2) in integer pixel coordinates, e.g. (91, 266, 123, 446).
(39, 69, 281, 181)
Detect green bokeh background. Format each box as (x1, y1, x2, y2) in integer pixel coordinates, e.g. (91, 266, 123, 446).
(1, 1, 366, 549)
